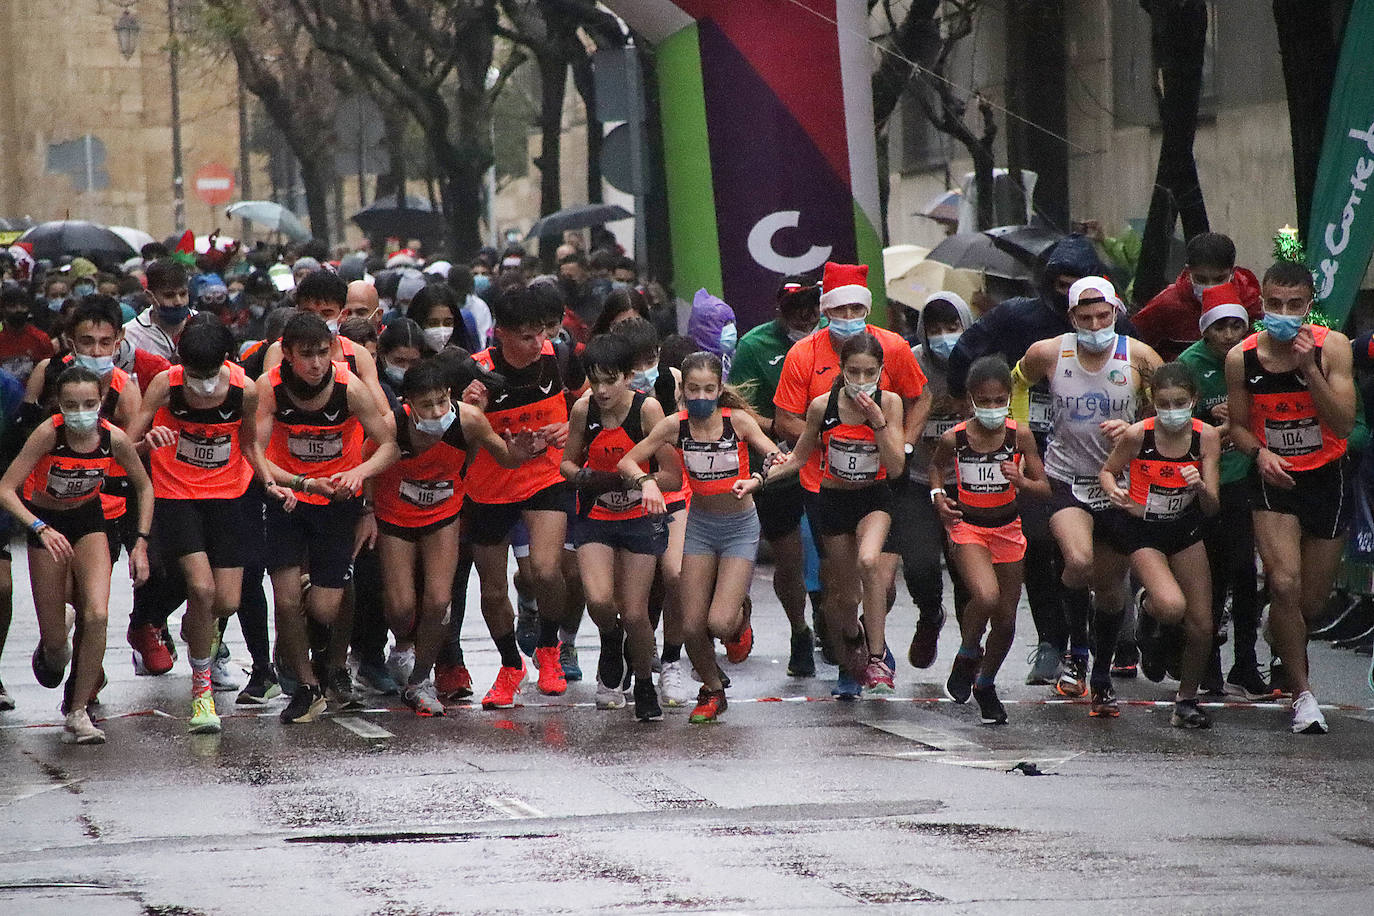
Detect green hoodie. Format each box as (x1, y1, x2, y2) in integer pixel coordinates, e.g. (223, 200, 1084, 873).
(1177, 338, 1250, 484)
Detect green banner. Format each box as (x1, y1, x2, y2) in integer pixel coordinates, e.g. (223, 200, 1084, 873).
(1308, 0, 1374, 324)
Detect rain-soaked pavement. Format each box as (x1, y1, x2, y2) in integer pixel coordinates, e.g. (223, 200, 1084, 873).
(3, 549, 1374, 915)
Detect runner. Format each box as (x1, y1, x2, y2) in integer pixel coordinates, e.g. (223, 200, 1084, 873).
(929, 355, 1051, 723)
(1098, 362, 1221, 726)
(127, 321, 286, 734)
(123, 259, 193, 363)
(371, 362, 536, 717)
(1224, 261, 1356, 735)
(619, 352, 781, 723)
(461, 286, 574, 708)
(0, 365, 154, 744)
(771, 333, 905, 694)
(561, 334, 679, 721)
(1015, 277, 1161, 713)
(256, 312, 399, 724)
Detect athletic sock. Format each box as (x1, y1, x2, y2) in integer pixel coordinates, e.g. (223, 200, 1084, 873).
(661, 643, 682, 664)
(1091, 607, 1123, 688)
(191, 656, 212, 697)
(537, 617, 561, 649)
(493, 632, 522, 669)
(956, 646, 981, 660)
(1064, 587, 1092, 654)
(974, 674, 995, 690)
(598, 626, 625, 688)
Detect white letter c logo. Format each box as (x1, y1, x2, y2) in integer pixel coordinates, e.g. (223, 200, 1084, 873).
(747, 211, 832, 275)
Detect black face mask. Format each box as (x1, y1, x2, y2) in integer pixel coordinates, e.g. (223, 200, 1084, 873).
(280, 357, 333, 400)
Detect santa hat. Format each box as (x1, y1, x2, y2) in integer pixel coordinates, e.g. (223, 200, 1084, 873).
(820, 261, 872, 312)
(171, 230, 196, 267)
(1199, 283, 1249, 332)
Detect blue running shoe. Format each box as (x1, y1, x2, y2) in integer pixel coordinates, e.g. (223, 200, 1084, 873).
(832, 669, 861, 700)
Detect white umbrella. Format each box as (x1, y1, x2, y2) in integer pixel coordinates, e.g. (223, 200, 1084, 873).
(195, 234, 237, 254)
(225, 201, 311, 242)
(884, 243, 984, 310)
(108, 225, 156, 253)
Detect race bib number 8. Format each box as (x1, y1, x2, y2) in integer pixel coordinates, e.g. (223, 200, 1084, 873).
(287, 430, 344, 463)
(682, 443, 739, 480)
(1071, 475, 1110, 511)
(176, 431, 233, 469)
(1264, 418, 1321, 456)
(826, 438, 879, 482)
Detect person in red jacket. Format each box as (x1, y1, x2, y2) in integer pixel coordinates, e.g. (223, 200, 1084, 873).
(1132, 233, 1263, 362)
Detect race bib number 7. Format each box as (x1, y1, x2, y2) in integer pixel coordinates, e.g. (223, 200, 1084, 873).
(682, 442, 739, 480)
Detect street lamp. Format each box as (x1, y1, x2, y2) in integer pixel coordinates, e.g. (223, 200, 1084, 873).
(113, 10, 140, 60)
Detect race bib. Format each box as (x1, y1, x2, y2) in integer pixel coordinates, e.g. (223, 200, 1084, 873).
(1144, 484, 1194, 521)
(826, 438, 880, 482)
(176, 431, 233, 469)
(1029, 390, 1054, 432)
(682, 441, 739, 480)
(923, 416, 958, 441)
(958, 458, 1009, 494)
(45, 465, 103, 501)
(1071, 475, 1110, 511)
(595, 488, 642, 513)
(287, 430, 344, 463)
(1264, 417, 1321, 457)
(399, 478, 454, 509)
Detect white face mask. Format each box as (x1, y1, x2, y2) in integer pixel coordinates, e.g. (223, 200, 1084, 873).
(185, 372, 220, 397)
(325, 318, 340, 335)
(844, 380, 878, 400)
(423, 325, 454, 351)
(62, 407, 100, 433)
(415, 406, 456, 435)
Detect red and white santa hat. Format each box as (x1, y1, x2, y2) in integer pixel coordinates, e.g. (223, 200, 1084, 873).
(820, 261, 872, 313)
(1199, 282, 1249, 333)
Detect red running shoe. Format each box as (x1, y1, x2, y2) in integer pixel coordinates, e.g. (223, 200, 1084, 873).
(534, 646, 567, 695)
(724, 597, 754, 664)
(435, 661, 473, 700)
(481, 661, 526, 709)
(689, 686, 727, 723)
(128, 623, 174, 676)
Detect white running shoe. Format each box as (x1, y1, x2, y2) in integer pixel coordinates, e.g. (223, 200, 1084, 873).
(62, 708, 106, 745)
(210, 644, 241, 691)
(1291, 690, 1328, 735)
(387, 646, 416, 688)
(595, 676, 626, 710)
(658, 660, 691, 708)
(402, 679, 447, 717)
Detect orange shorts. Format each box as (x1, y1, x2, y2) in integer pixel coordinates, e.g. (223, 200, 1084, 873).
(948, 517, 1026, 564)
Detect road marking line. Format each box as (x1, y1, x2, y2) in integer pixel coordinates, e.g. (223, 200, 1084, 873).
(333, 716, 394, 740)
(859, 719, 985, 751)
(484, 796, 545, 819)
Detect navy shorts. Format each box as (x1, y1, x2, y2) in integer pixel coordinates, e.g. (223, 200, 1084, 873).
(265, 498, 359, 588)
(572, 513, 668, 556)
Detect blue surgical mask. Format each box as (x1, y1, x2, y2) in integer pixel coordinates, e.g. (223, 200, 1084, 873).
(1262, 311, 1304, 342)
(828, 315, 867, 342)
(786, 324, 814, 343)
(46, 296, 65, 312)
(73, 283, 95, 298)
(473, 274, 491, 296)
(415, 406, 457, 435)
(1075, 325, 1116, 353)
(73, 353, 115, 376)
(686, 397, 717, 419)
(384, 363, 406, 386)
(62, 407, 100, 433)
(1155, 405, 1194, 431)
(927, 331, 962, 360)
(974, 405, 1009, 429)
(157, 305, 191, 324)
(719, 322, 737, 356)
(632, 363, 659, 391)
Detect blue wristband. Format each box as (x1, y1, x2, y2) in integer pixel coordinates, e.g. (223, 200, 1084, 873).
(29, 518, 46, 533)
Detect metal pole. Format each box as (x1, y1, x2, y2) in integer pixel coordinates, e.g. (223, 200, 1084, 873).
(237, 74, 253, 243)
(488, 119, 498, 250)
(624, 42, 647, 262)
(168, 0, 186, 232)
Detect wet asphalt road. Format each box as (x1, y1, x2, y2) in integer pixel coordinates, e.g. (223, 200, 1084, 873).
(3, 549, 1374, 915)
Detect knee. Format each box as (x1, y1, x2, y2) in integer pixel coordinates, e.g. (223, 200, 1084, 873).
(857, 552, 883, 580)
(968, 587, 1000, 614)
(1060, 554, 1092, 586)
(186, 580, 217, 613)
(1267, 568, 1300, 603)
(81, 603, 108, 627)
(1150, 595, 1186, 626)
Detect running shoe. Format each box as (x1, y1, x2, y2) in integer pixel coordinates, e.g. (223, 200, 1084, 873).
(325, 667, 364, 711)
(1055, 654, 1089, 698)
(689, 687, 727, 723)
(1290, 690, 1328, 735)
(724, 597, 754, 664)
(0, 679, 13, 712)
(481, 662, 526, 709)
(1269, 659, 1293, 699)
(188, 694, 222, 734)
(972, 684, 1008, 724)
(559, 643, 583, 682)
(211, 642, 241, 692)
(634, 679, 664, 722)
(1089, 683, 1119, 718)
(1170, 698, 1212, 729)
(128, 622, 174, 676)
(534, 646, 567, 695)
(1025, 642, 1063, 685)
(385, 647, 416, 691)
(236, 665, 281, 705)
(1200, 649, 1225, 696)
(515, 603, 538, 658)
(862, 658, 896, 696)
(279, 684, 327, 724)
(31, 642, 69, 689)
(356, 659, 400, 696)
(434, 661, 473, 700)
(595, 676, 627, 710)
(908, 608, 945, 669)
(657, 660, 690, 708)
(787, 627, 817, 678)
(945, 651, 981, 704)
(62, 708, 105, 745)
(1225, 665, 1278, 701)
(402, 679, 447, 717)
(1110, 643, 1140, 679)
(832, 668, 862, 700)
(162, 625, 179, 663)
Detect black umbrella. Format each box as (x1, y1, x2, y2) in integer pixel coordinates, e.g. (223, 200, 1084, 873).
(525, 203, 632, 240)
(351, 194, 447, 239)
(17, 220, 137, 263)
(984, 224, 1066, 267)
(927, 231, 1032, 280)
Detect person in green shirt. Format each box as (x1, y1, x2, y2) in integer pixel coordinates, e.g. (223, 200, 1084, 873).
(1177, 288, 1270, 699)
(730, 276, 823, 676)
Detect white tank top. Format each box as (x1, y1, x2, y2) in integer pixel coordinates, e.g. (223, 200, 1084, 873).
(1043, 333, 1142, 485)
